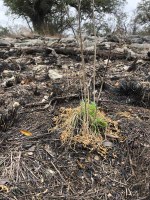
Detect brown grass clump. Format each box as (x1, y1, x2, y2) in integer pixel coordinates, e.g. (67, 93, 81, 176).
(53, 102, 121, 156)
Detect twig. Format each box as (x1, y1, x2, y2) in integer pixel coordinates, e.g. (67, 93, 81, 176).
(24, 101, 48, 108)
(97, 44, 112, 102)
(127, 144, 136, 176)
(16, 151, 21, 182)
(107, 177, 127, 186)
(92, 0, 97, 103)
(24, 94, 79, 109)
(51, 161, 66, 183)
(77, 0, 86, 102)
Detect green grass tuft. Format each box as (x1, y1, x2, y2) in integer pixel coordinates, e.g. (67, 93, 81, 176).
(80, 101, 108, 135)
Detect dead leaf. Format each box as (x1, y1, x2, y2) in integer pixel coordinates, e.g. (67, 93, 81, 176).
(116, 111, 132, 119)
(0, 185, 9, 193)
(77, 160, 85, 169)
(94, 155, 100, 161)
(115, 81, 119, 86)
(20, 130, 32, 136)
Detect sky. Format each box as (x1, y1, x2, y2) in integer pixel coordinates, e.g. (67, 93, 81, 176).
(126, 0, 141, 12)
(0, 0, 142, 28)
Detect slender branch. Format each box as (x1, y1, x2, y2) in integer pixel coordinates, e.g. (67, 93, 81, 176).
(62, 1, 79, 44)
(24, 15, 33, 32)
(97, 44, 112, 102)
(77, 0, 86, 102)
(92, 0, 97, 103)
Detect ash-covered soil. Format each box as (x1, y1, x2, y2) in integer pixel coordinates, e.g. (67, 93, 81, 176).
(0, 35, 150, 200)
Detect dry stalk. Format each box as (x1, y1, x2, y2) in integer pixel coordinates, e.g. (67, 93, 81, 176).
(77, 0, 86, 102)
(97, 44, 112, 102)
(92, 0, 97, 103)
(77, 0, 89, 131)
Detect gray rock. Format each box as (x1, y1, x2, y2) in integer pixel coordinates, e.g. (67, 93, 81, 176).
(143, 36, 150, 43)
(33, 65, 48, 72)
(60, 37, 76, 44)
(84, 36, 95, 41)
(84, 40, 94, 48)
(34, 56, 44, 65)
(0, 39, 13, 47)
(48, 69, 63, 80)
(106, 34, 120, 43)
(97, 42, 116, 50)
(1, 70, 15, 78)
(14, 39, 44, 47)
(1, 76, 16, 87)
(8, 48, 19, 56)
(13, 102, 20, 108)
(85, 46, 95, 51)
(0, 50, 5, 58)
(102, 140, 114, 148)
(127, 35, 143, 44)
(123, 47, 137, 58)
(130, 43, 150, 50)
(33, 65, 49, 81)
(62, 64, 68, 70)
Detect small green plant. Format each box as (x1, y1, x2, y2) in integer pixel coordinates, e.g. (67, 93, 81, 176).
(80, 101, 97, 118)
(80, 101, 108, 135)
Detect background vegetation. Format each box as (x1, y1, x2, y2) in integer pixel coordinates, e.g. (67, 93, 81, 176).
(0, 0, 149, 36)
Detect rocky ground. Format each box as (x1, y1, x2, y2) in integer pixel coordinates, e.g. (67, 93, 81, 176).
(0, 34, 150, 200)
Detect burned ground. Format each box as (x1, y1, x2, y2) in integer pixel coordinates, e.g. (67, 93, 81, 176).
(0, 35, 150, 200)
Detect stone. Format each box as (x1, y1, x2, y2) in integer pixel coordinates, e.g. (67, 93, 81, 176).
(102, 140, 114, 148)
(136, 59, 145, 64)
(143, 36, 150, 43)
(107, 193, 113, 198)
(147, 51, 150, 57)
(33, 65, 48, 72)
(14, 39, 44, 47)
(41, 95, 49, 103)
(33, 65, 49, 81)
(98, 42, 116, 50)
(123, 65, 130, 71)
(1, 76, 16, 87)
(106, 34, 120, 43)
(46, 169, 55, 175)
(1, 70, 15, 78)
(115, 47, 124, 53)
(60, 37, 76, 44)
(85, 46, 94, 51)
(94, 155, 100, 161)
(34, 56, 43, 65)
(84, 39, 94, 48)
(0, 39, 13, 47)
(62, 64, 68, 70)
(13, 102, 20, 108)
(104, 59, 112, 65)
(130, 43, 150, 50)
(123, 47, 136, 58)
(48, 69, 63, 80)
(128, 35, 143, 44)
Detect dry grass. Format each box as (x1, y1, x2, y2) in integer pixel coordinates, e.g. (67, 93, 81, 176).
(53, 104, 122, 156)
